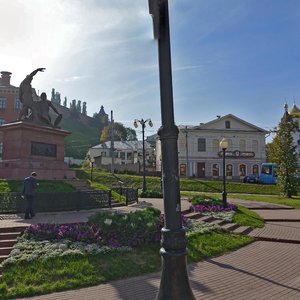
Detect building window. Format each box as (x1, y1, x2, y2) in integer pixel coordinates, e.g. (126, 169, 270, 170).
(226, 164, 233, 177)
(15, 98, 23, 111)
(212, 164, 219, 176)
(239, 139, 246, 151)
(198, 138, 206, 152)
(180, 164, 186, 176)
(0, 142, 2, 157)
(0, 97, 7, 110)
(239, 164, 246, 177)
(127, 152, 132, 160)
(225, 121, 231, 128)
(120, 152, 125, 160)
(252, 140, 258, 153)
(253, 164, 259, 176)
(0, 118, 5, 125)
(212, 139, 219, 153)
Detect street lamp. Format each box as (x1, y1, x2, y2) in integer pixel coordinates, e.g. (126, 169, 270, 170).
(134, 118, 153, 193)
(149, 1, 195, 299)
(90, 158, 95, 181)
(220, 138, 229, 207)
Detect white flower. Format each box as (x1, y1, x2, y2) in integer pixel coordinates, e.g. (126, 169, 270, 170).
(104, 218, 112, 226)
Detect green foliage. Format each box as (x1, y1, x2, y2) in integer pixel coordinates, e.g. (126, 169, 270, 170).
(191, 195, 222, 206)
(100, 122, 137, 143)
(0, 180, 76, 193)
(140, 190, 163, 198)
(88, 207, 161, 246)
(90, 181, 126, 203)
(268, 114, 299, 197)
(233, 205, 265, 228)
(187, 230, 254, 262)
(78, 169, 279, 195)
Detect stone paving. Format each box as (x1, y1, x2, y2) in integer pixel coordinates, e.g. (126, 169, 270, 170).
(1, 198, 300, 300)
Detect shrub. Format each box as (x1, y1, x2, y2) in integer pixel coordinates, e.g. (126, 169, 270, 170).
(140, 190, 163, 198)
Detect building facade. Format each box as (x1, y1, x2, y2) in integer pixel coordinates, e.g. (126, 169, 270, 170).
(0, 71, 22, 125)
(156, 114, 268, 181)
(88, 140, 155, 168)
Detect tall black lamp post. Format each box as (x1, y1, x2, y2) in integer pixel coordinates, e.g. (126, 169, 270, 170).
(220, 138, 228, 207)
(149, 1, 195, 299)
(134, 118, 153, 193)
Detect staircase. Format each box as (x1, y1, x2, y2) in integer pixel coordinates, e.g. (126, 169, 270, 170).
(0, 226, 27, 280)
(184, 211, 253, 235)
(64, 179, 96, 192)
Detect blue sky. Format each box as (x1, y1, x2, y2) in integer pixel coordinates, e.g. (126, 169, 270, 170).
(1, 0, 300, 140)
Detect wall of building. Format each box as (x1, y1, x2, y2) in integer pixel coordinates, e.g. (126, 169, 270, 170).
(156, 115, 267, 181)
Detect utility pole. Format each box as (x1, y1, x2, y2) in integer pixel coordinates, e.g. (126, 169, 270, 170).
(110, 110, 115, 176)
(184, 126, 189, 178)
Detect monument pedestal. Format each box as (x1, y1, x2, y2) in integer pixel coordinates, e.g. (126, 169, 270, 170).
(0, 121, 75, 180)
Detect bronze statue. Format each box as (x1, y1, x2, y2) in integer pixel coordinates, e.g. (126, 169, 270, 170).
(18, 68, 62, 127)
(36, 92, 62, 127)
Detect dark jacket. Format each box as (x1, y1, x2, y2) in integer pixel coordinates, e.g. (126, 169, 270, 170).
(23, 176, 38, 196)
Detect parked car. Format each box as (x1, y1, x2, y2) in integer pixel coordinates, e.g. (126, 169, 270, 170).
(243, 174, 259, 183)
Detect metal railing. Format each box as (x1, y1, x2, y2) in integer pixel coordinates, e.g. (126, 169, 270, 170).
(0, 191, 112, 214)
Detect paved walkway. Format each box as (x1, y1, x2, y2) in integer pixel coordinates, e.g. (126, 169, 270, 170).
(1, 198, 300, 300)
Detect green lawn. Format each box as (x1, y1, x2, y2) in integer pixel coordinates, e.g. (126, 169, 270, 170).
(229, 194, 300, 209)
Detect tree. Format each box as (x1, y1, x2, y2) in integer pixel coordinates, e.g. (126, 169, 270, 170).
(100, 122, 137, 142)
(269, 112, 298, 197)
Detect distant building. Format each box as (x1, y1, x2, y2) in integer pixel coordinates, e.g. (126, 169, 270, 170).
(0, 71, 23, 157)
(94, 105, 109, 126)
(0, 71, 22, 124)
(156, 114, 268, 181)
(87, 140, 155, 170)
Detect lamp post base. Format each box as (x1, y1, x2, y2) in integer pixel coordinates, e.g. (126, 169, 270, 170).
(156, 228, 195, 300)
(222, 191, 227, 207)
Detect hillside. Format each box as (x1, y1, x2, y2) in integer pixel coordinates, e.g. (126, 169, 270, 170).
(51, 103, 103, 158)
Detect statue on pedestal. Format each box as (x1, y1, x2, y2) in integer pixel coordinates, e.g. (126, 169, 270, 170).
(18, 68, 62, 127)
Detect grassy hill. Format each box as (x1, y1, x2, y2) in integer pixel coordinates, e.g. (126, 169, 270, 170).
(51, 104, 103, 158)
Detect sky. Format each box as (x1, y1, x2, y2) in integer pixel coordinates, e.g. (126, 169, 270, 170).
(1, 0, 300, 140)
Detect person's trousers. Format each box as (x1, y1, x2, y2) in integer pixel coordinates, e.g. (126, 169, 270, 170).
(25, 195, 34, 219)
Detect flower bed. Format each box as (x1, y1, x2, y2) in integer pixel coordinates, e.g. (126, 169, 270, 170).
(1, 206, 224, 267)
(188, 195, 237, 222)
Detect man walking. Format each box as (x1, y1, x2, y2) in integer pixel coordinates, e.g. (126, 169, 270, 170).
(22, 172, 38, 219)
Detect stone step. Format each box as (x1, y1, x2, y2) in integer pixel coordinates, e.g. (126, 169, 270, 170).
(0, 247, 13, 256)
(221, 223, 240, 231)
(197, 215, 216, 223)
(0, 232, 21, 240)
(0, 226, 27, 234)
(0, 240, 16, 248)
(0, 255, 9, 263)
(232, 226, 253, 235)
(184, 212, 202, 219)
(209, 219, 227, 226)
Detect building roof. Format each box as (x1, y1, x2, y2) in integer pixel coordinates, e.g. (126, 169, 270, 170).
(92, 140, 152, 151)
(188, 114, 268, 133)
(289, 103, 300, 118)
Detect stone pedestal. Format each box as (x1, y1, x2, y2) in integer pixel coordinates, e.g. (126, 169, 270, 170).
(0, 121, 75, 180)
